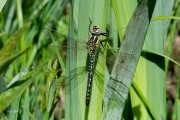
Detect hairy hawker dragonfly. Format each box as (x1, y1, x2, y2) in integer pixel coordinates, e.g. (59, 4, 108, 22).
(43, 19, 129, 106)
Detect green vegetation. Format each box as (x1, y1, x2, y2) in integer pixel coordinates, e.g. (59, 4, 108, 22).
(0, 0, 180, 120)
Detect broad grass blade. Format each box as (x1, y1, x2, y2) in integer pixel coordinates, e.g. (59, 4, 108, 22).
(102, 0, 157, 119)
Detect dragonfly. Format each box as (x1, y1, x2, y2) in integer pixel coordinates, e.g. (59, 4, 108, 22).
(84, 19, 108, 105)
(42, 19, 130, 106)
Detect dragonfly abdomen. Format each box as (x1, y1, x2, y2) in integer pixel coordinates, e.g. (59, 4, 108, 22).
(86, 53, 95, 105)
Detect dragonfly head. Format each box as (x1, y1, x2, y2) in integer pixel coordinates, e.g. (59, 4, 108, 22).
(92, 26, 101, 34)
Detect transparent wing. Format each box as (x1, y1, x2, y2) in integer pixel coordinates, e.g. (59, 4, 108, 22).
(41, 27, 88, 50)
(42, 26, 135, 101)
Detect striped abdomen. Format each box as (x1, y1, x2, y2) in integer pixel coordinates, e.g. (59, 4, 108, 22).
(86, 53, 95, 105)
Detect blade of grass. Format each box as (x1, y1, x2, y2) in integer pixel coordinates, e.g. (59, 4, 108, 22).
(22, 89, 30, 120)
(66, 0, 111, 119)
(102, 0, 157, 119)
(111, 0, 137, 41)
(65, 0, 78, 120)
(16, 0, 23, 28)
(46, 60, 59, 116)
(0, 65, 42, 112)
(152, 16, 180, 21)
(0, 75, 6, 95)
(0, 22, 31, 74)
(130, 0, 174, 119)
(86, 0, 111, 119)
(4, 0, 16, 34)
(143, 50, 180, 68)
(0, 23, 30, 61)
(0, 46, 30, 74)
(0, 0, 7, 12)
(131, 80, 157, 119)
(68, 0, 91, 119)
(8, 96, 21, 120)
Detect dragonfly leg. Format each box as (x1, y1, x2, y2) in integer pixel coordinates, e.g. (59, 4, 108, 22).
(99, 39, 108, 54)
(100, 24, 109, 37)
(100, 23, 110, 53)
(89, 17, 92, 32)
(106, 24, 109, 37)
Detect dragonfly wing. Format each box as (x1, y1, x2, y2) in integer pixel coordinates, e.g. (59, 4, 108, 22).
(42, 27, 88, 51)
(93, 69, 105, 94)
(42, 28, 91, 95)
(105, 77, 129, 104)
(64, 67, 88, 95)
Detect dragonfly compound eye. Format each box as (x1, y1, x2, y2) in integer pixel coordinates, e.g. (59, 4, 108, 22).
(93, 26, 101, 33)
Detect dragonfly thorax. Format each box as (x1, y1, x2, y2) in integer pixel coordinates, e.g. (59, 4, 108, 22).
(87, 33, 100, 55)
